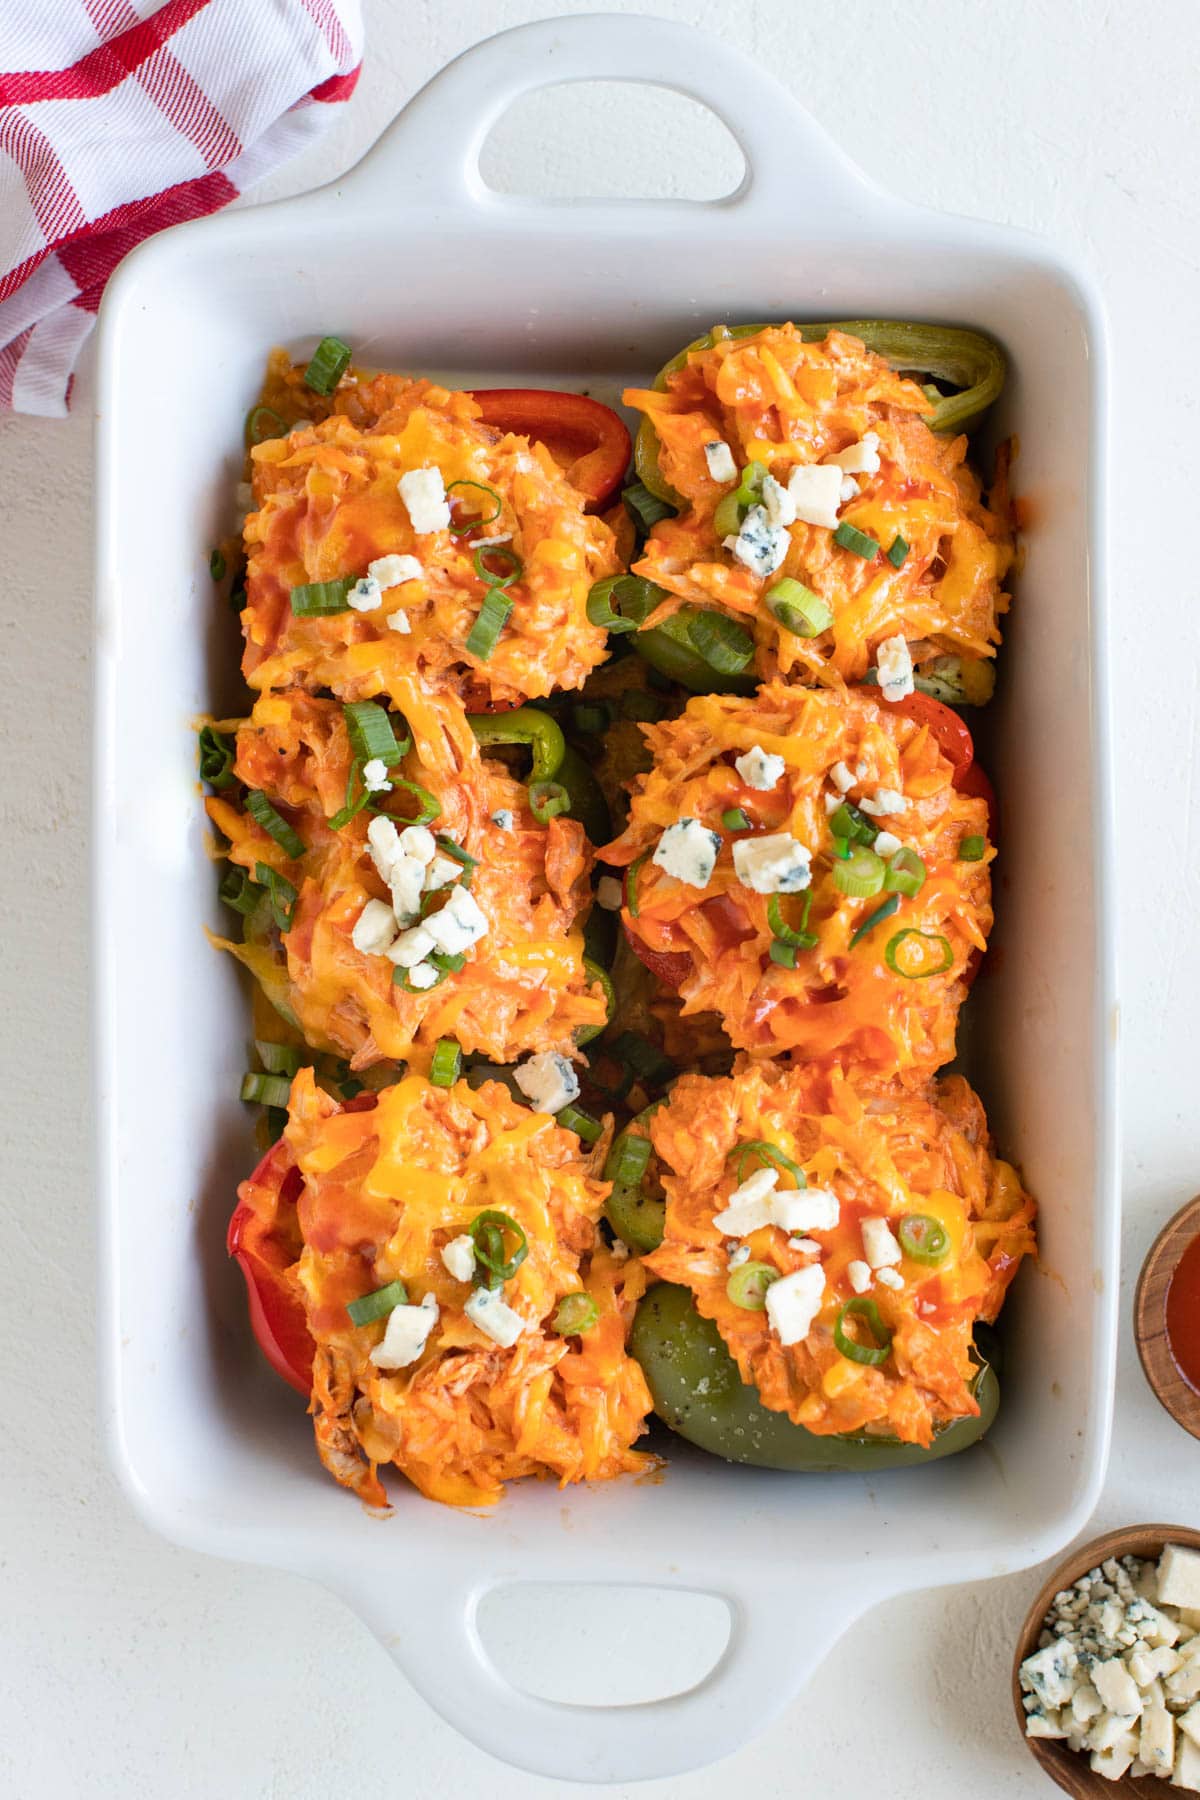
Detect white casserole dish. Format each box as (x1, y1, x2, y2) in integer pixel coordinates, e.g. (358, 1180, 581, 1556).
(93, 14, 1116, 1784)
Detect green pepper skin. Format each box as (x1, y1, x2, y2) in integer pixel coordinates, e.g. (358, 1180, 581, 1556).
(636, 321, 1006, 506)
(633, 607, 758, 697)
(603, 1104, 666, 1252)
(467, 708, 566, 783)
(913, 655, 997, 707)
(575, 956, 616, 1046)
(630, 1281, 1000, 1472)
(557, 745, 612, 844)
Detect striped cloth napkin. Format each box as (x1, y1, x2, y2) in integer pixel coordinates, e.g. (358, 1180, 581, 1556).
(0, 0, 364, 416)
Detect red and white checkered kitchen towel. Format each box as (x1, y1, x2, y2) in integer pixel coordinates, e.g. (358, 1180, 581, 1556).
(0, 0, 364, 416)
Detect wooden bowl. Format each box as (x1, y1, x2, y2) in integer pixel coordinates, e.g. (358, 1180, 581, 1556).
(1012, 1523, 1200, 1796)
(1135, 1194, 1200, 1441)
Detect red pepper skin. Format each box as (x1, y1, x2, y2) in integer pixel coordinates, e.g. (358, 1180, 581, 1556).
(875, 689, 976, 781)
(227, 1140, 314, 1397)
(470, 389, 631, 509)
(624, 926, 692, 990)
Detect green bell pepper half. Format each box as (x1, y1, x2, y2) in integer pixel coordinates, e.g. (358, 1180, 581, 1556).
(630, 1280, 1000, 1472)
(635, 320, 1006, 507)
(575, 956, 616, 1046)
(587, 574, 757, 697)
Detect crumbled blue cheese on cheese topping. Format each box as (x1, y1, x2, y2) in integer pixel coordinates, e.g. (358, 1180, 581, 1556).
(875, 633, 915, 701)
(764, 1264, 825, 1347)
(732, 832, 811, 894)
(703, 439, 738, 483)
(786, 463, 845, 530)
(725, 503, 790, 579)
(653, 818, 722, 888)
(398, 465, 450, 534)
(734, 745, 785, 791)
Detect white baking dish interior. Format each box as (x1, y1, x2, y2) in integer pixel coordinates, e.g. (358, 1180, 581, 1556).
(94, 14, 1115, 1784)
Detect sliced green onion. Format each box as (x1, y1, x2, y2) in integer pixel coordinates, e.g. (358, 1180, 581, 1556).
(303, 335, 352, 395)
(958, 835, 986, 862)
(766, 577, 833, 638)
(429, 1038, 462, 1087)
(245, 790, 305, 860)
(833, 845, 885, 898)
(244, 404, 289, 447)
(610, 1031, 674, 1087)
(430, 950, 466, 975)
(834, 1297, 893, 1366)
(623, 479, 675, 531)
(571, 703, 610, 735)
(255, 1040, 301, 1077)
(883, 847, 926, 897)
(219, 865, 257, 916)
(254, 861, 298, 932)
(849, 893, 901, 946)
(620, 690, 669, 722)
(884, 928, 954, 979)
(586, 574, 655, 636)
(556, 1104, 602, 1145)
(722, 807, 751, 831)
(209, 548, 226, 582)
(468, 1208, 529, 1290)
(769, 939, 798, 967)
(446, 480, 502, 535)
(290, 576, 355, 617)
(328, 761, 370, 832)
(898, 1213, 951, 1265)
(833, 521, 880, 560)
(886, 534, 909, 569)
(829, 835, 851, 862)
(686, 609, 754, 675)
(828, 801, 878, 847)
(605, 1131, 652, 1187)
(392, 779, 441, 825)
(733, 1140, 805, 1188)
(530, 779, 569, 823)
(240, 1071, 292, 1108)
(472, 544, 522, 589)
(712, 491, 744, 538)
(626, 852, 648, 917)
(343, 700, 408, 767)
(768, 891, 816, 949)
(346, 1279, 408, 1327)
(727, 1261, 781, 1311)
(434, 836, 478, 870)
(553, 1292, 600, 1335)
(198, 724, 236, 788)
(465, 589, 514, 660)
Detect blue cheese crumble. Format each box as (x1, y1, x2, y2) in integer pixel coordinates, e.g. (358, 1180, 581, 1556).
(732, 831, 812, 894)
(1019, 1547, 1200, 1785)
(724, 503, 790, 579)
(653, 818, 722, 888)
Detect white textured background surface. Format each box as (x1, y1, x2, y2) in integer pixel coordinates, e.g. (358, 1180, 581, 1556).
(3, 2, 1198, 1794)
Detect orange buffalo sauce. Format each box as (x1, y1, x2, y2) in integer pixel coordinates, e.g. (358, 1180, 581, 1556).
(1166, 1234, 1200, 1395)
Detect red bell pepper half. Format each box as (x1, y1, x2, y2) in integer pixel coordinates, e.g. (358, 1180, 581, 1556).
(470, 389, 631, 510)
(227, 1139, 314, 1397)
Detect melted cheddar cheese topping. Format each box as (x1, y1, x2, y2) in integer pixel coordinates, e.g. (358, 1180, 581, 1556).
(624, 325, 1012, 686)
(643, 1060, 1035, 1446)
(241, 366, 617, 771)
(602, 683, 991, 1080)
(238, 1069, 652, 1507)
(206, 691, 606, 1070)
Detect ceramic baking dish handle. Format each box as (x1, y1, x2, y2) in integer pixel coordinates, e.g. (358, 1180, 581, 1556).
(340, 12, 880, 225)
(342, 1564, 863, 1784)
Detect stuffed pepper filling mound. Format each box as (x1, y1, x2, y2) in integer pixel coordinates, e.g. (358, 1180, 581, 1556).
(240, 358, 619, 769)
(232, 1069, 652, 1508)
(205, 690, 607, 1067)
(641, 1060, 1035, 1447)
(601, 681, 992, 1080)
(623, 323, 1012, 698)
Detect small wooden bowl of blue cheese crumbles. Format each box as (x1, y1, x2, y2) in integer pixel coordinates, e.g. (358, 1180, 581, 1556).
(1013, 1527, 1200, 1795)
